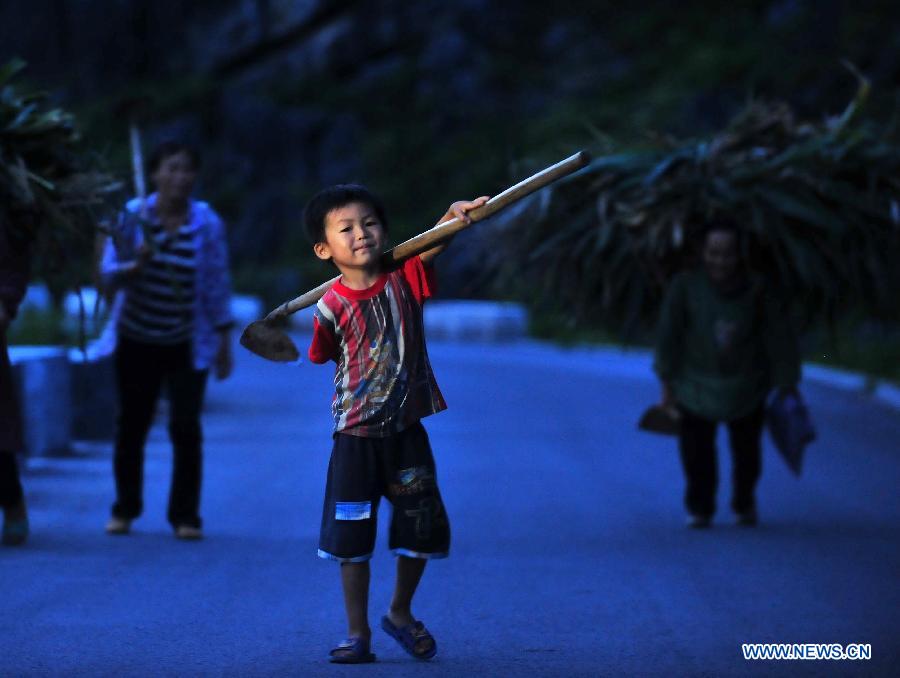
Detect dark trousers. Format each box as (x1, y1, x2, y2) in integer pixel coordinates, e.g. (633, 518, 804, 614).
(677, 405, 764, 517)
(1, 332, 24, 510)
(113, 337, 208, 528)
(0, 450, 23, 510)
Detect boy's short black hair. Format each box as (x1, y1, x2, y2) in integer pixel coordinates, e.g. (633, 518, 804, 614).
(303, 183, 388, 245)
(148, 141, 200, 174)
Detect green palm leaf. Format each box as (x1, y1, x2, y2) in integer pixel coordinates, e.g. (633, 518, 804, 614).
(482, 73, 900, 331)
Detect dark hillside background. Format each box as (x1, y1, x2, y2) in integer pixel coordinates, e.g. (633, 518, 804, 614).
(2, 0, 898, 305)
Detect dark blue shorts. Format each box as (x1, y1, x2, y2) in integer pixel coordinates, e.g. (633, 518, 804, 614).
(318, 421, 451, 563)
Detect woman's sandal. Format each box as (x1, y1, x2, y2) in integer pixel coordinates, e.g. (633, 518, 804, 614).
(328, 637, 376, 664)
(1, 517, 28, 546)
(2, 503, 29, 546)
(380, 616, 437, 660)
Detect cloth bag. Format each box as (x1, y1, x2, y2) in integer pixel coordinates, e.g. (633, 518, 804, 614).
(766, 390, 816, 476)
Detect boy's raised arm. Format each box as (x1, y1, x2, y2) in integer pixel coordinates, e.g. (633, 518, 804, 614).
(419, 196, 490, 264)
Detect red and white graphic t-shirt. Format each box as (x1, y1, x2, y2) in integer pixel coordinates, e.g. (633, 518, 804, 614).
(309, 256, 447, 437)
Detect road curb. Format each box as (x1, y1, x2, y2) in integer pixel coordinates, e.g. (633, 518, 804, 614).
(801, 364, 871, 392)
(518, 343, 900, 413)
(874, 382, 900, 411)
(802, 363, 900, 412)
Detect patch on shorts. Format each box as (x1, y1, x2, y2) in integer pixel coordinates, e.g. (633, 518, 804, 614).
(404, 496, 446, 539)
(389, 466, 435, 497)
(335, 501, 371, 521)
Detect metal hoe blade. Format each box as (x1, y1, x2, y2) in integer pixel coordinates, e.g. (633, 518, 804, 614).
(240, 320, 300, 362)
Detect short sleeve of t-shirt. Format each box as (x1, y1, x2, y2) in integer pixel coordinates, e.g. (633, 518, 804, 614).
(309, 305, 338, 364)
(401, 255, 436, 305)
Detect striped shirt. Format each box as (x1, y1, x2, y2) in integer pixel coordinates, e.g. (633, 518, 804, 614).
(119, 221, 196, 344)
(309, 256, 447, 437)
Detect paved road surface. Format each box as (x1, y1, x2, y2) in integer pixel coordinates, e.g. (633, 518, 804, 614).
(2, 337, 898, 676)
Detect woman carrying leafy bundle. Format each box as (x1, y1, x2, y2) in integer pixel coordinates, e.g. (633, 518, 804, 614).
(654, 221, 801, 528)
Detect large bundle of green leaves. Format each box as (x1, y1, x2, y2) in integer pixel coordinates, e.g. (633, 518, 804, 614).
(0, 59, 121, 298)
(488, 76, 900, 333)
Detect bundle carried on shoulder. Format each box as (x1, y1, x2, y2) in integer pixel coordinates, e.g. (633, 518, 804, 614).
(0, 59, 121, 297)
(485, 65, 900, 331)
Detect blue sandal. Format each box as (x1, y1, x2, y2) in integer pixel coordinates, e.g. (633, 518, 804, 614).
(380, 616, 437, 660)
(328, 637, 376, 664)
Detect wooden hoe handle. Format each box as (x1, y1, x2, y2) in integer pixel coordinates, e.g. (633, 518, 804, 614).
(266, 150, 590, 319)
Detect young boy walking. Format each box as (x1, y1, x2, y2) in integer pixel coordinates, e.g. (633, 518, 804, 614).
(304, 184, 487, 663)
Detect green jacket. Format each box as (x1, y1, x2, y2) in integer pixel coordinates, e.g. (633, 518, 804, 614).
(653, 269, 800, 422)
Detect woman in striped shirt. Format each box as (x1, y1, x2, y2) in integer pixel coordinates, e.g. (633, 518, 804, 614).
(100, 141, 233, 540)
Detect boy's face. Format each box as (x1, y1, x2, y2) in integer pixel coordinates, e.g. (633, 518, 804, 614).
(313, 201, 386, 271)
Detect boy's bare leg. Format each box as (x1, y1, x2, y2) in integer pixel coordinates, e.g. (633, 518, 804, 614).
(386, 556, 434, 654)
(388, 555, 426, 624)
(387, 556, 426, 625)
(340, 561, 371, 641)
